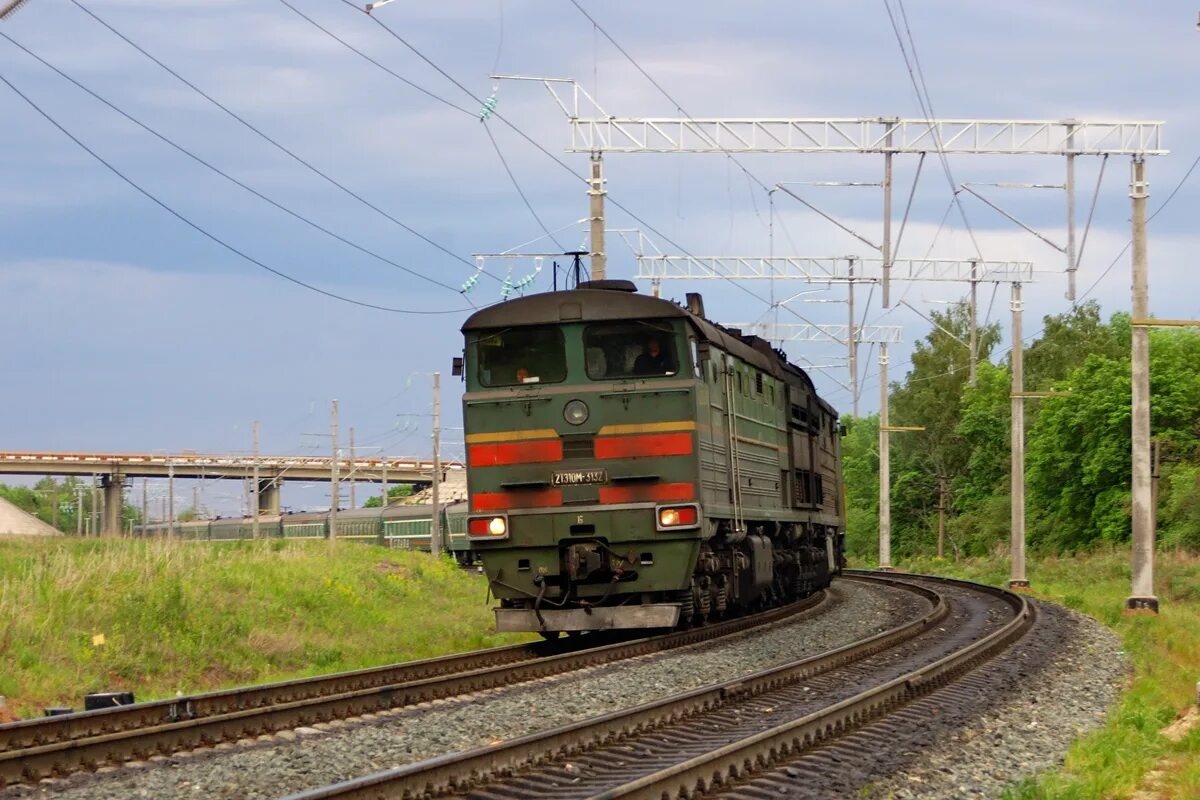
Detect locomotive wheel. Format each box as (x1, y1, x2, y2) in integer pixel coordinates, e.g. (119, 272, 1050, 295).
(676, 587, 695, 630)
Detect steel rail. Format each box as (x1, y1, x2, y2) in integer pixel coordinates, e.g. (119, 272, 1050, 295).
(278, 573, 950, 800)
(0, 590, 829, 786)
(600, 571, 1033, 799)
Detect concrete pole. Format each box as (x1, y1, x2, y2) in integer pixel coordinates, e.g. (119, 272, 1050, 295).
(167, 460, 175, 538)
(430, 372, 443, 557)
(1009, 282, 1029, 588)
(330, 399, 339, 549)
(881, 138, 894, 308)
(252, 420, 261, 539)
(1127, 157, 1157, 613)
(588, 152, 606, 280)
(75, 484, 85, 537)
(936, 476, 946, 559)
(381, 459, 388, 509)
(141, 478, 148, 534)
(102, 475, 123, 537)
(968, 260, 979, 387)
(90, 476, 99, 537)
(1065, 121, 1078, 302)
(878, 344, 892, 569)
(1152, 440, 1161, 536)
(848, 261, 859, 417)
(349, 427, 357, 510)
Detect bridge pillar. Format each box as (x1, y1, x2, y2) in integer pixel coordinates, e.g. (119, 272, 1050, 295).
(258, 478, 282, 516)
(101, 474, 125, 536)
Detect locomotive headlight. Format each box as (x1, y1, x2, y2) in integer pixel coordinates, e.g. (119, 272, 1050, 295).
(657, 504, 700, 530)
(563, 399, 590, 426)
(468, 515, 508, 539)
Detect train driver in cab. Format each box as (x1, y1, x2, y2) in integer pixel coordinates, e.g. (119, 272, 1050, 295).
(634, 336, 674, 376)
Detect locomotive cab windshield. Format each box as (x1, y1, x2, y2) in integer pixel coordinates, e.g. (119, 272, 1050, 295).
(584, 321, 679, 379)
(476, 325, 567, 387)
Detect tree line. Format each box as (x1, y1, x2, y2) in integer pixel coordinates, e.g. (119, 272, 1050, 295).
(841, 301, 1200, 560)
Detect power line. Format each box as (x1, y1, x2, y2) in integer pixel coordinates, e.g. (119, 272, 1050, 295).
(68, 0, 493, 282)
(0, 69, 472, 316)
(882, 0, 984, 262)
(1077, 150, 1199, 304)
(484, 122, 565, 252)
(275, 0, 474, 117)
(336, 0, 834, 332)
(0, 31, 470, 297)
(568, 0, 772, 195)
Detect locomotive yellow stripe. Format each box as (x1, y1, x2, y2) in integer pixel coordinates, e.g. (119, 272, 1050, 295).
(465, 428, 559, 444)
(597, 421, 697, 436)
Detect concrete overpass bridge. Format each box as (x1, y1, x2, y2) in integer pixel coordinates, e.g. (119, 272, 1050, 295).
(0, 451, 438, 535)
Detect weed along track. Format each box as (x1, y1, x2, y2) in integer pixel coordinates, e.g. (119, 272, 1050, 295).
(279, 573, 1032, 800)
(0, 589, 832, 787)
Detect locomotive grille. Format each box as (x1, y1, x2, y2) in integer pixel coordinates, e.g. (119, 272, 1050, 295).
(561, 435, 595, 460)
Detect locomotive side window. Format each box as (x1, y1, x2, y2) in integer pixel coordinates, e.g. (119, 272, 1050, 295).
(584, 321, 678, 379)
(475, 326, 568, 386)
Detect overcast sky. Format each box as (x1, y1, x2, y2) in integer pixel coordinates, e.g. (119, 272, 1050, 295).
(1, 1, 1196, 514)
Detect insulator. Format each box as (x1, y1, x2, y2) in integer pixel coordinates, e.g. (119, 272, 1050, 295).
(479, 95, 498, 122)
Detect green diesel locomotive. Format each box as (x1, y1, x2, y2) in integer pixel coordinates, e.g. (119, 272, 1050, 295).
(459, 280, 845, 634)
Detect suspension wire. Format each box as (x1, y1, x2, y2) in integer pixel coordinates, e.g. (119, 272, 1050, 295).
(1074, 154, 1107, 273)
(891, 151, 926, 259)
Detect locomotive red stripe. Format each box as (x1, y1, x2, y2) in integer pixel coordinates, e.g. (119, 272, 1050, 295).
(594, 432, 693, 459)
(469, 440, 563, 466)
(599, 482, 695, 504)
(472, 489, 563, 511)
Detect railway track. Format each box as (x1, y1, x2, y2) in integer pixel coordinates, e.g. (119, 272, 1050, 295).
(281, 571, 1032, 800)
(0, 588, 831, 787)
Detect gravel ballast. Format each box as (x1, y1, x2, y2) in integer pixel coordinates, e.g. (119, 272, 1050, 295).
(857, 600, 1126, 800)
(8, 579, 923, 800)
(712, 597, 1126, 800)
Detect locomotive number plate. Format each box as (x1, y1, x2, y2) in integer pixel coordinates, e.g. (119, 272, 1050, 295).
(552, 469, 608, 486)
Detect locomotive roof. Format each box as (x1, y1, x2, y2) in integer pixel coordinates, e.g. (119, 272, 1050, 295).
(463, 288, 832, 413)
(462, 288, 689, 330)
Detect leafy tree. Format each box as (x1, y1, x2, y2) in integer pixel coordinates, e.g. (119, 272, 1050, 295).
(1027, 352, 1132, 548)
(840, 414, 879, 560)
(888, 303, 1001, 555)
(1026, 324, 1200, 550)
(1024, 302, 1127, 390)
(954, 360, 1012, 513)
(362, 484, 415, 508)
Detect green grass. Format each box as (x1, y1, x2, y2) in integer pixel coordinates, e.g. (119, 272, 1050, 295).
(881, 549, 1200, 800)
(0, 537, 528, 718)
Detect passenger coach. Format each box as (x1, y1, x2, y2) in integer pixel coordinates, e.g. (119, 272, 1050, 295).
(457, 280, 844, 635)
